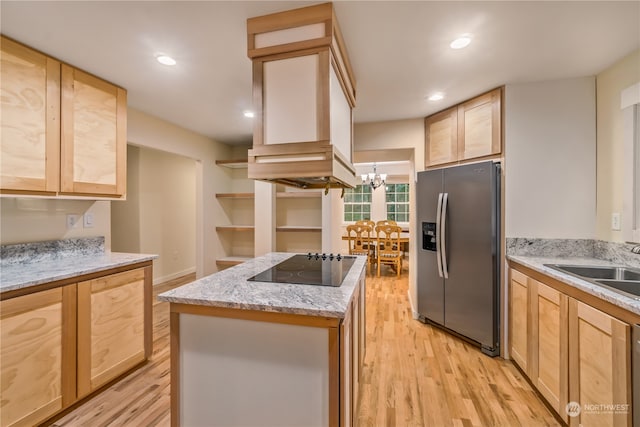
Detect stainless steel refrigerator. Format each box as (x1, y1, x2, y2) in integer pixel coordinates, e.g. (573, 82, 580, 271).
(416, 161, 500, 356)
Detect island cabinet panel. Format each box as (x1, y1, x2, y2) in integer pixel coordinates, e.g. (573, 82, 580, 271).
(569, 299, 631, 427)
(77, 267, 147, 397)
(509, 268, 530, 374)
(61, 64, 127, 197)
(0, 36, 60, 193)
(0, 286, 76, 427)
(177, 312, 332, 427)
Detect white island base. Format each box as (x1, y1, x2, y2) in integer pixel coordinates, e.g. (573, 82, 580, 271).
(179, 312, 331, 426)
(162, 253, 367, 427)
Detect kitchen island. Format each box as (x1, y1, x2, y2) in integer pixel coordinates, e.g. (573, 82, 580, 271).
(158, 252, 367, 427)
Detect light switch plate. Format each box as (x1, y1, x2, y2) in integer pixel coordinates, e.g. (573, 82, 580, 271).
(611, 212, 621, 231)
(84, 213, 94, 228)
(67, 214, 81, 229)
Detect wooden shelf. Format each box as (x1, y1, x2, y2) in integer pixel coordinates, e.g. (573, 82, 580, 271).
(215, 159, 248, 168)
(216, 193, 255, 199)
(276, 191, 322, 199)
(215, 225, 255, 232)
(216, 256, 251, 267)
(275, 226, 322, 232)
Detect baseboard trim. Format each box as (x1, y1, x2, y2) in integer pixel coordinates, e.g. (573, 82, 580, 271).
(153, 267, 196, 286)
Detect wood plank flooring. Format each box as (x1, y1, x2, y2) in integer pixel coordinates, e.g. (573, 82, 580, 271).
(356, 268, 560, 426)
(49, 268, 560, 427)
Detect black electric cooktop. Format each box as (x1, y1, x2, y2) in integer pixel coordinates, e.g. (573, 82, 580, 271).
(247, 254, 356, 287)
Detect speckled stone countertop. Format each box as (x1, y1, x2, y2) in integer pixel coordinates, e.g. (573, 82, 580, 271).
(507, 255, 640, 316)
(0, 237, 157, 294)
(158, 252, 367, 318)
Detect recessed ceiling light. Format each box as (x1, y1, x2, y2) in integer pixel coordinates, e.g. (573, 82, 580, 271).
(428, 93, 444, 101)
(156, 55, 176, 66)
(243, 110, 255, 118)
(450, 36, 472, 50)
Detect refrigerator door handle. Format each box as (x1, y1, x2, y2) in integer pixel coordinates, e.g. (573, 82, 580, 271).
(441, 192, 449, 279)
(436, 192, 444, 278)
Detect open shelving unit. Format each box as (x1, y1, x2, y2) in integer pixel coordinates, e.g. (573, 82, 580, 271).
(215, 159, 248, 169)
(276, 186, 322, 253)
(215, 156, 254, 270)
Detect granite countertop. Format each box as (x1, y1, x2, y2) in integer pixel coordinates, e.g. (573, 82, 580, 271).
(158, 252, 367, 318)
(0, 237, 157, 294)
(507, 255, 640, 316)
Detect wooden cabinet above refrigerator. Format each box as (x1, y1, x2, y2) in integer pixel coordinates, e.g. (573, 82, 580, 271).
(246, 2, 357, 190)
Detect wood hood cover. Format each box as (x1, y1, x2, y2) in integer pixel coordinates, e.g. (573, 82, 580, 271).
(246, 2, 357, 190)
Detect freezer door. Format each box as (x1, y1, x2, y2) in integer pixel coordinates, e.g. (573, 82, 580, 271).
(442, 162, 499, 350)
(416, 169, 445, 325)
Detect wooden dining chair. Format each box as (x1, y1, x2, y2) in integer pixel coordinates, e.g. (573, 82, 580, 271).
(355, 219, 375, 229)
(376, 219, 397, 227)
(375, 224, 402, 277)
(346, 224, 374, 273)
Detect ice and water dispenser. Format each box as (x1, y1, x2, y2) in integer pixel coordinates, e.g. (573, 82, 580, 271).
(422, 222, 437, 251)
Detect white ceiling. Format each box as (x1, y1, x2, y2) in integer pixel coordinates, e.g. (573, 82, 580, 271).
(2, 1, 638, 146)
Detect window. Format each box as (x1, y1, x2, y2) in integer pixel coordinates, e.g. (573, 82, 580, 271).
(344, 185, 371, 222)
(386, 183, 410, 222)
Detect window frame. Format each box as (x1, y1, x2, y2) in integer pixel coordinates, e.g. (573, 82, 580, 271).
(385, 183, 410, 223)
(343, 184, 372, 223)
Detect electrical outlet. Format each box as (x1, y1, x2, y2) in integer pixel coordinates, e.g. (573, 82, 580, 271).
(83, 213, 94, 228)
(611, 212, 621, 231)
(67, 214, 81, 229)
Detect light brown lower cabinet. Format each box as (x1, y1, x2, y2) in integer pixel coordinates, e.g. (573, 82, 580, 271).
(77, 268, 147, 398)
(0, 286, 76, 427)
(531, 279, 568, 422)
(0, 263, 151, 426)
(569, 299, 631, 427)
(509, 266, 633, 426)
(509, 269, 530, 373)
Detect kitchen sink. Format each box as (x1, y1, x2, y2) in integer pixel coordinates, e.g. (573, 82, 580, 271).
(594, 279, 640, 297)
(545, 264, 640, 281)
(543, 264, 640, 300)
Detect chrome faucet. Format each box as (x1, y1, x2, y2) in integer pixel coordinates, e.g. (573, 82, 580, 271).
(632, 245, 640, 254)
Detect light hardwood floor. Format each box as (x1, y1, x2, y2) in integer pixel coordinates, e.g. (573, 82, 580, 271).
(50, 267, 560, 427)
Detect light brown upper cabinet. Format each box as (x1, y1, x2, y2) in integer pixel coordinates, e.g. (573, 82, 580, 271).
(425, 87, 502, 168)
(0, 37, 61, 193)
(0, 36, 127, 198)
(60, 65, 126, 196)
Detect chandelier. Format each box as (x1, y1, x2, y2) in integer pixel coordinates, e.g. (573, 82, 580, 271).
(361, 163, 387, 190)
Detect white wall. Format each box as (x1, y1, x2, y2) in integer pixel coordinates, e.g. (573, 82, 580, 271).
(504, 77, 597, 239)
(112, 145, 197, 284)
(1, 198, 111, 248)
(353, 118, 424, 316)
(596, 49, 640, 242)
(126, 107, 233, 277)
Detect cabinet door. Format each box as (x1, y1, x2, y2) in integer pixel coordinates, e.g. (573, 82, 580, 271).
(509, 268, 530, 373)
(61, 64, 126, 196)
(569, 299, 631, 427)
(77, 268, 146, 397)
(458, 88, 501, 161)
(425, 106, 458, 167)
(531, 280, 568, 421)
(0, 286, 75, 427)
(0, 36, 60, 193)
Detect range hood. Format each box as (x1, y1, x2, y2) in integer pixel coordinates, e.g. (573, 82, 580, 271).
(246, 2, 357, 190)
